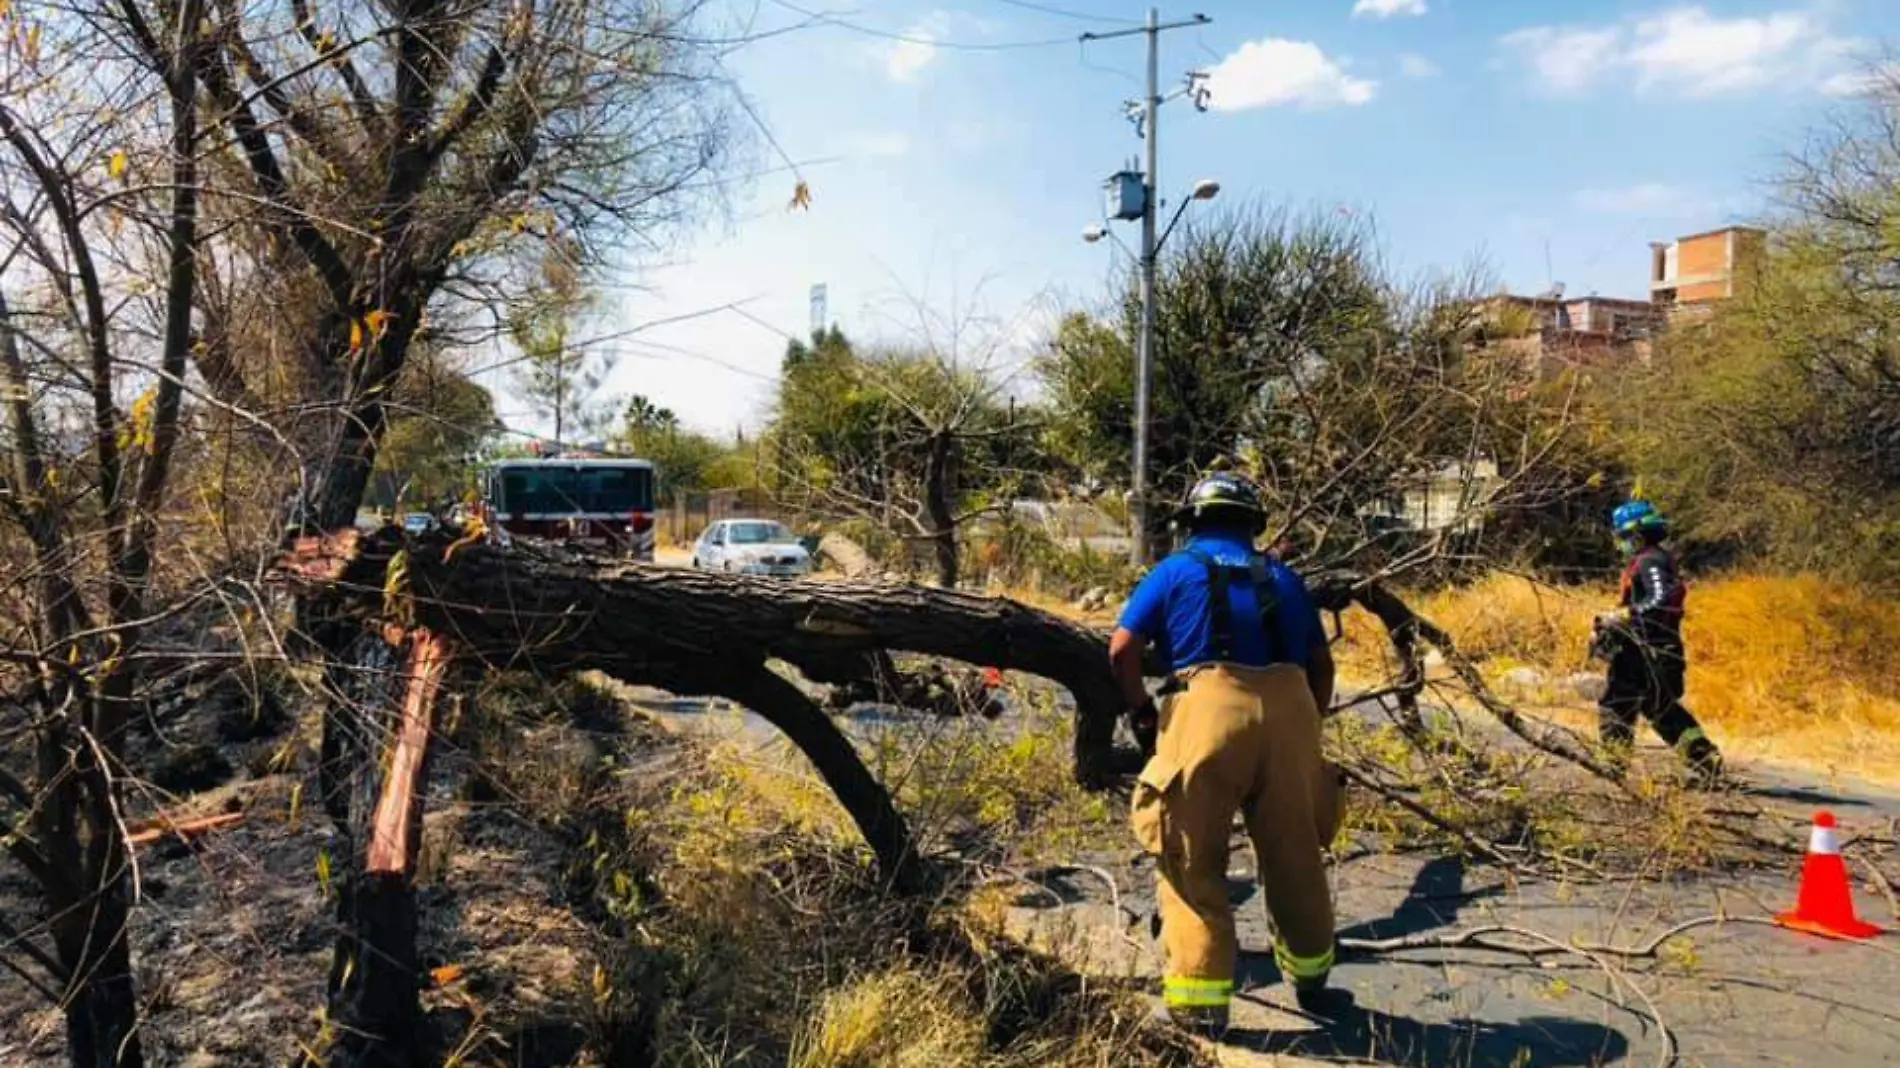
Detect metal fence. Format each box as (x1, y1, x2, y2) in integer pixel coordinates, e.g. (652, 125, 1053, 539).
(660, 488, 781, 545)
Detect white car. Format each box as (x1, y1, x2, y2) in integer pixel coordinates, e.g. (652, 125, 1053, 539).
(693, 519, 813, 577)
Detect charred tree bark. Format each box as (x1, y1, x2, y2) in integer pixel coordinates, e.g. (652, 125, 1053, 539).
(923, 429, 958, 589)
(46, 874, 140, 1068)
(312, 626, 458, 1068)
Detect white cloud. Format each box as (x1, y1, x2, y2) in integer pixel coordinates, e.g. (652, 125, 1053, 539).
(1353, 0, 1427, 19)
(1501, 25, 1626, 93)
(1398, 52, 1441, 78)
(883, 13, 951, 83)
(1821, 62, 1899, 98)
(1204, 38, 1377, 110)
(1502, 6, 1861, 98)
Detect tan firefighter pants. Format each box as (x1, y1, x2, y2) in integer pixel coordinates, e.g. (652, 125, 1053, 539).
(1130, 664, 1340, 1017)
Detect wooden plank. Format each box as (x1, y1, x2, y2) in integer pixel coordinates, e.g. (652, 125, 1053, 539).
(365, 628, 453, 877)
(126, 811, 244, 846)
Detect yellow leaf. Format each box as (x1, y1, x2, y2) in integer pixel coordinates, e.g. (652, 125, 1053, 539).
(788, 179, 811, 212)
(25, 22, 40, 65)
(316, 848, 333, 896)
(125, 386, 158, 452)
(0, 1, 12, 22)
(108, 150, 127, 181)
(349, 318, 365, 352)
(431, 964, 465, 988)
(99, 632, 123, 676)
(315, 29, 336, 52)
(364, 309, 393, 337)
(591, 964, 610, 1000)
(288, 782, 303, 827)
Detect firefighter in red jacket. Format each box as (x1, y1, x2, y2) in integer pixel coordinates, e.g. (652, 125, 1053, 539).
(1595, 500, 1724, 786)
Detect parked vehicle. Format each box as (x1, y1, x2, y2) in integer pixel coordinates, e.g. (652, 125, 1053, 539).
(692, 519, 813, 577)
(402, 512, 437, 535)
(478, 456, 657, 560)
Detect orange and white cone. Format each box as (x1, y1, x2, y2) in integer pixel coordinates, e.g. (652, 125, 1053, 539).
(1775, 811, 1883, 941)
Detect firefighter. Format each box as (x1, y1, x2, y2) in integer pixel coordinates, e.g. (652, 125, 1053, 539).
(1596, 499, 1724, 786)
(1108, 474, 1341, 1034)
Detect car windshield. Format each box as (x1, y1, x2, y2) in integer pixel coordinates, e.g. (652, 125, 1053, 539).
(728, 521, 792, 545)
(404, 514, 431, 527)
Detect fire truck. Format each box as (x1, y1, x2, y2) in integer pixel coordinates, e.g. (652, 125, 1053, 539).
(478, 451, 657, 561)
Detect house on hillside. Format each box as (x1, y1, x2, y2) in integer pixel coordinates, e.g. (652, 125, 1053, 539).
(1649, 226, 1765, 321)
(1473, 291, 1660, 379)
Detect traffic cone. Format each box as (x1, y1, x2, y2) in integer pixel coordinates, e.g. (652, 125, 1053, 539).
(982, 666, 1004, 689)
(1775, 811, 1883, 940)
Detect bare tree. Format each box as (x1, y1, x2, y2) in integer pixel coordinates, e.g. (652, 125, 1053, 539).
(68, 1, 740, 1062)
(0, 5, 208, 1063)
(1041, 207, 1615, 579)
(771, 297, 1040, 588)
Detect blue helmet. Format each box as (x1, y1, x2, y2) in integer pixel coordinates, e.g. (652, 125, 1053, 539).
(1611, 499, 1668, 537)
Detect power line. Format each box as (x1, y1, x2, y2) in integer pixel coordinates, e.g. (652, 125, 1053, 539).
(762, 0, 1074, 51)
(992, 0, 1142, 25)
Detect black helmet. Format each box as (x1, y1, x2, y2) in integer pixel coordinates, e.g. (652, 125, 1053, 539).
(1177, 473, 1266, 534)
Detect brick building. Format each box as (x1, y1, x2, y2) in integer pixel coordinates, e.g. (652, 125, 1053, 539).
(1475, 293, 1661, 378)
(1649, 226, 1765, 317)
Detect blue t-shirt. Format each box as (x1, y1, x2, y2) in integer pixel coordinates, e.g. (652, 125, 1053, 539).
(1117, 531, 1323, 673)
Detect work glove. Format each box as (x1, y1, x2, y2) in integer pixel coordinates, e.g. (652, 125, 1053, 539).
(1127, 697, 1160, 759)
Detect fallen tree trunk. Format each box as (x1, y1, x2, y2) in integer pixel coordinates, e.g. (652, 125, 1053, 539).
(276, 528, 1129, 786)
(311, 625, 460, 1068)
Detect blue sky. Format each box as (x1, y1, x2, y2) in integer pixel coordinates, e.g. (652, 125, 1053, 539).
(505, 0, 1899, 437)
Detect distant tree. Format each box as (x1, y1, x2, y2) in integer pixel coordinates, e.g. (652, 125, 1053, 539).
(1041, 205, 1606, 574)
(371, 356, 501, 508)
(769, 324, 1037, 587)
(617, 395, 737, 505)
(624, 393, 679, 435)
(510, 240, 618, 445)
(1611, 70, 1900, 580)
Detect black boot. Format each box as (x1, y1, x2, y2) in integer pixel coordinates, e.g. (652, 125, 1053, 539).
(1683, 739, 1725, 790)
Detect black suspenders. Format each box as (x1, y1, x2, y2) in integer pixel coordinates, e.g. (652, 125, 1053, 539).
(1184, 549, 1287, 665)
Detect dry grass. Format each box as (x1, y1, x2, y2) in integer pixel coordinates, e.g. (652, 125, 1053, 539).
(1336, 571, 1900, 784)
(789, 967, 986, 1068)
(471, 672, 1198, 1068)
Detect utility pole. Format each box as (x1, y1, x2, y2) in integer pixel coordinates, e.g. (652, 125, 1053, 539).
(1082, 9, 1210, 568)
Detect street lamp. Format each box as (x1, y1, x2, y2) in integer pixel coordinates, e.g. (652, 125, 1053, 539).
(1083, 176, 1220, 566)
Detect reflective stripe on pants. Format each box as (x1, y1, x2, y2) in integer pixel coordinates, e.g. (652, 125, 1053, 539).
(1164, 976, 1234, 1009)
(1275, 939, 1336, 990)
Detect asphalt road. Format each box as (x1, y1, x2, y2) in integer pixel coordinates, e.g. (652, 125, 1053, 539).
(634, 548, 1900, 1066)
(627, 673, 1899, 1068)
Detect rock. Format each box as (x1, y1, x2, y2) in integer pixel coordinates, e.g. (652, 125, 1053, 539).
(1568, 672, 1607, 702)
(1501, 666, 1545, 691)
(817, 531, 876, 578)
(1075, 586, 1111, 612)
